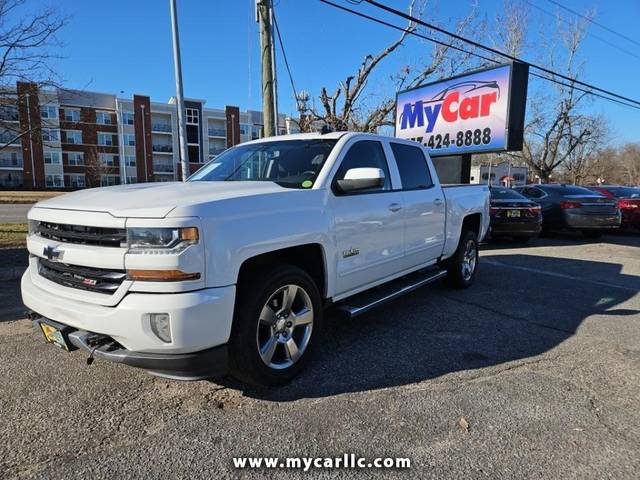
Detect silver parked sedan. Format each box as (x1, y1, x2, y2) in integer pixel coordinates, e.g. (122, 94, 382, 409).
(514, 184, 621, 238)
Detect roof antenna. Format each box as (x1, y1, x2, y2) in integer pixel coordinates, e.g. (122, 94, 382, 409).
(320, 125, 333, 135)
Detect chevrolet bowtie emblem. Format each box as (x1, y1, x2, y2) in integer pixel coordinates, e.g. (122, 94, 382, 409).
(43, 245, 61, 261)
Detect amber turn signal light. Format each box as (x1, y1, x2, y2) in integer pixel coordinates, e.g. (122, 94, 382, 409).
(127, 269, 201, 282)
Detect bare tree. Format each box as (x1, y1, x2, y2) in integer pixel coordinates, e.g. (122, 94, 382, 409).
(0, 0, 66, 151)
(84, 149, 110, 188)
(502, 2, 602, 182)
(299, 0, 483, 133)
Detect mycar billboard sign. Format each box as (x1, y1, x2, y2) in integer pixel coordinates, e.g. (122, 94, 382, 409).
(394, 62, 529, 156)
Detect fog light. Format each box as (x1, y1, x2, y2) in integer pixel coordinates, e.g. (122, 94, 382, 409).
(149, 313, 171, 343)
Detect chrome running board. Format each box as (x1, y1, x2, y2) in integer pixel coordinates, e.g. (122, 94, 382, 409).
(335, 268, 447, 319)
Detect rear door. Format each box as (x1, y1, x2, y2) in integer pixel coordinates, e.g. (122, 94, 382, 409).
(388, 142, 446, 269)
(329, 139, 406, 296)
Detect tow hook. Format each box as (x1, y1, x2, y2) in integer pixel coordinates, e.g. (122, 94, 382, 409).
(85, 334, 111, 366)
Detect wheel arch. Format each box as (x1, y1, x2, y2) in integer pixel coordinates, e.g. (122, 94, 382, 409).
(236, 243, 328, 299)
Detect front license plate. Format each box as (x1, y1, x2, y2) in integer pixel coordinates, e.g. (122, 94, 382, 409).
(39, 322, 70, 351)
(507, 210, 521, 218)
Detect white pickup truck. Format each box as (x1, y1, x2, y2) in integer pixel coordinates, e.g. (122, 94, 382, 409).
(22, 132, 489, 385)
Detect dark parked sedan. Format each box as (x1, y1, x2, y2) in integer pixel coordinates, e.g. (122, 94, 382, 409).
(514, 184, 621, 238)
(587, 185, 640, 229)
(489, 187, 542, 242)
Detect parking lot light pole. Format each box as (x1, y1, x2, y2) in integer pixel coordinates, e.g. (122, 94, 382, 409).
(169, 0, 189, 181)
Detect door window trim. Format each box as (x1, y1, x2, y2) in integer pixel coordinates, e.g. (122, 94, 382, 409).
(330, 139, 396, 196)
(388, 141, 435, 192)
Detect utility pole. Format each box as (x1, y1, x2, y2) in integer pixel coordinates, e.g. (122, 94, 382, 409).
(169, 0, 189, 181)
(257, 0, 277, 137)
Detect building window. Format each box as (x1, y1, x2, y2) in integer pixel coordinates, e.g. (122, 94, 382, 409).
(66, 152, 84, 166)
(0, 104, 19, 122)
(251, 126, 262, 140)
(65, 174, 85, 188)
(40, 105, 58, 119)
(43, 151, 62, 164)
(123, 134, 135, 146)
(97, 132, 117, 146)
(100, 175, 120, 187)
(63, 108, 80, 122)
(125, 155, 136, 167)
(64, 130, 82, 144)
(185, 108, 199, 124)
(96, 111, 112, 124)
(125, 176, 137, 184)
(42, 128, 61, 143)
(99, 153, 118, 166)
(239, 124, 248, 135)
(121, 112, 134, 125)
(45, 174, 63, 188)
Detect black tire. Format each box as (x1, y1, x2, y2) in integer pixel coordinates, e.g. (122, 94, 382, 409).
(512, 236, 530, 243)
(229, 264, 323, 386)
(444, 230, 479, 289)
(582, 230, 602, 239)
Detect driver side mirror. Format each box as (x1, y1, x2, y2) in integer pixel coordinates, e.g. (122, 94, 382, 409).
(336, 168, 385, 193)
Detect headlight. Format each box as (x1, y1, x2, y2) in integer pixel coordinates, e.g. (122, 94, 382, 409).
(127, 227, 198, 253)
(28, 219, 39, 236)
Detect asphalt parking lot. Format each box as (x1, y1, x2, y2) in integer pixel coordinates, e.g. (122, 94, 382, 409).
(1, 233, 639, 479)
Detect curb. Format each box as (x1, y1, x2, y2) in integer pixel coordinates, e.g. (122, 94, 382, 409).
(0, 267, 25, 281)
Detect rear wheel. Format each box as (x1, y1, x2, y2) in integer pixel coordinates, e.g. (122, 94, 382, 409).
(229, 265, 323, 386)
(444, 230, 479, 289)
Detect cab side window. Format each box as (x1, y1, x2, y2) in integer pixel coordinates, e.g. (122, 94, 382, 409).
(334, 140, 391, 193)
(390, 143, 433, 190)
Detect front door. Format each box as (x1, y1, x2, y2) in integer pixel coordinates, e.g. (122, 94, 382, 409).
(330, 140, 405, 296)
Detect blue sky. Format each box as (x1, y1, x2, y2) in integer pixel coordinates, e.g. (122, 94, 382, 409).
(39, 0, 640, 144)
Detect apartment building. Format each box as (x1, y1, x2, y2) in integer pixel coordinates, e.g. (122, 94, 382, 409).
(0, 81, 289, 189)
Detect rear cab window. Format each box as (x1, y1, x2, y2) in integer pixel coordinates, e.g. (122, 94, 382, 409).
(389, 143, 433, 190)
(491, 188, 527, 200)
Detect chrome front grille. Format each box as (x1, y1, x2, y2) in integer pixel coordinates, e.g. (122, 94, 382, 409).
(35, 221, 126, 248)
(38, 258, 126, 294)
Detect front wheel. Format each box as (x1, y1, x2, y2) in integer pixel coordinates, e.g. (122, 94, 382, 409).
(229, 265, 323, 386)
(444, 230, 479, 289)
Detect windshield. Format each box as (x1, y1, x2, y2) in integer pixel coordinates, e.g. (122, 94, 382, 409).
(188, 139, 338, 189)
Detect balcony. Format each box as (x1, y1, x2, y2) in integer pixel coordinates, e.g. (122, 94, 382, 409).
(0, 156, 23, 169)
(0, 133, 20, 145)
(0, 109, 19, 122)
(208, 127, 226, 137)
(152, 123, 172, 133)
(153, 161, 174, 173)
(152, 144, 173, 153)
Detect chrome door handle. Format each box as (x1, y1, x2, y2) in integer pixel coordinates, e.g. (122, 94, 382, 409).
(389, 203, 402, 212)
(434, 198, 444, 206)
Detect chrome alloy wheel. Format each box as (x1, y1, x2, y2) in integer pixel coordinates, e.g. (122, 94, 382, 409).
(461, 239, 477, 281)
(256, 284, 314, 370)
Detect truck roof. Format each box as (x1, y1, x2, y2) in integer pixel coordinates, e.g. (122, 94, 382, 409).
(242, 131, 388, 144)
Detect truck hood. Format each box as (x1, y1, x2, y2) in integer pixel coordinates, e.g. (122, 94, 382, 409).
(33, 181, 290, 218)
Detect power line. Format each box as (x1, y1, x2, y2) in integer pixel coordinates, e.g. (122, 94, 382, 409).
(318, 0, 640, 111)
(526, 0, 640, 61)
(359, 0, 640, 108)
(545, 0, 640, 48)
(271, 9, 301, 112)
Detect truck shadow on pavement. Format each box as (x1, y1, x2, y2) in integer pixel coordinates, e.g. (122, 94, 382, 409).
(230, 254, 640, 401)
